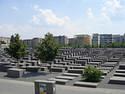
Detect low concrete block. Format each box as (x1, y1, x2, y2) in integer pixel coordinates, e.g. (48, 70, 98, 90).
(119, 64, 125, 69)
(51, 67, 65, 72)
(116, 69, 125, 73)
(62, 73, 81, 77)
(7, 68, 25, 78)
(109, 76, 125, 85)
(69, 66, 85, 69)
(55, 76, 75, 80)
(26, 66, 40, 72)
(68, 69, 83, 74)
(49, 78, 68, 85)
(40, 67, 48, 72)
(74, 81, 98, 88)
(114, 73, 125, 77)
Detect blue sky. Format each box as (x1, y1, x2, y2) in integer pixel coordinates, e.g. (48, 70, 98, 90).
(0, 0, 125, 39)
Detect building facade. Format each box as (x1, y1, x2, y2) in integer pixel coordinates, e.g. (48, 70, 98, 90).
(54, 36, 68, 45)
(23, 38, 41, 50)
(120, 34, 125, 43)
(32, 38, 41, 49)
(92, 33, 100, 47)
(99, 34, 112, 47)
(23, 39, 32, 49)
(0, 37, 10, 48)
(112, 35, 122, 43)
(75, 35, 91, 47)
(0, 37, 10, 44)
(68, 38, 76, 46)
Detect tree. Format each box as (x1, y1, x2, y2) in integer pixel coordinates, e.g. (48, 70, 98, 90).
(83, 66, 102, 82)
(5, 34, 27, 62)
(83, 44, 91, 48)
(121, 42, 125, 48)
(35, 33, 59, 63)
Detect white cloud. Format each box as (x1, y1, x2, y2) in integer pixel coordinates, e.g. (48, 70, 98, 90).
(85, 7, 111, 25)
(82, 0, 125, 35)
(11, 6, 18, 11)
(31, 5, 85, 37)
(101, 7, 111, 23)
(104, 0, 123, 14)
(0, 23, 78, 39)
(98, 0, 123, 24)
(33, 4, 39, 11)
(86, 0, 123, 25)
(0, 25, 2, 29)
(0, 24, 35, 39)
(32, 5, 70, 26)
(31, 15, 40, 24)
(40, 9, 70, 26)
(86, 8, 94, 19)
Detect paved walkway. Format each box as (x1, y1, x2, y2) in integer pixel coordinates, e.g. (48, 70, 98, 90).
(0, 78, 125, 94)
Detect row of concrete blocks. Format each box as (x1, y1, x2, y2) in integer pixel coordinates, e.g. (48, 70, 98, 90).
(48, 72, 105, 88)
(109, 64, 125, 85)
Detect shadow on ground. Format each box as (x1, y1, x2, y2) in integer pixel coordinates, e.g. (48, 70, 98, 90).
(23, 72, 49, 78)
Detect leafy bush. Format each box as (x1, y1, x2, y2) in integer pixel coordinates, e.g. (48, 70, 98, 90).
(83, 66, 102, 82)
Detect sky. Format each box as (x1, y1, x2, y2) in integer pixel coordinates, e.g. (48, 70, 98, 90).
(0, 0, 125, 39)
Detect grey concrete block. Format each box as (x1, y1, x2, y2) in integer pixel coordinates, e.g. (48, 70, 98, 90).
(109, 76, 125, 85)
(7, 68, 25, 78)
(74, 81, 98, 88)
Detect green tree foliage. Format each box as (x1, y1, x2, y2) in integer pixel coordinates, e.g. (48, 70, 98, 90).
(111, 42, 125, 48)
(83, 66, 102, 82)
(92, 44, 98, 48)
(35, 33, 59, 62)
(68, 43, 92, 48)
(98, 42, 125, 48)
(5, 34, 27, 60)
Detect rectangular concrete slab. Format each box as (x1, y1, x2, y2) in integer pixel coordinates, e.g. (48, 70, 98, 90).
(48, 78, 68, 85)
(109, 76, 125, 85)
(116, 69, 125, 73)
(62, 73, 81, 77)
(74, 81, 98, 88)
(114, 73, 125, 77)
(68, 69, 83, 74)
(55, 76, 75, 80)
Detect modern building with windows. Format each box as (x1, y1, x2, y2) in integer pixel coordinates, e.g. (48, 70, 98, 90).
(99, 34, 112, 47)
(32, 38, 41, 49)
(75, 34, 91, 47)
(23, 38, 41, 50)
(92, 34, 114, 47)
(54, 36, 68, 45)
(68, 38, 76, 47)
(112, 35, 122, 43)
(92, 33, 100, 47)
(23, 39, 32, 49)
(120, 34, 125, 43)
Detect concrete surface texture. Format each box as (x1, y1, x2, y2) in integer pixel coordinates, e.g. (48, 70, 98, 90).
(0, 78, 125, 94)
